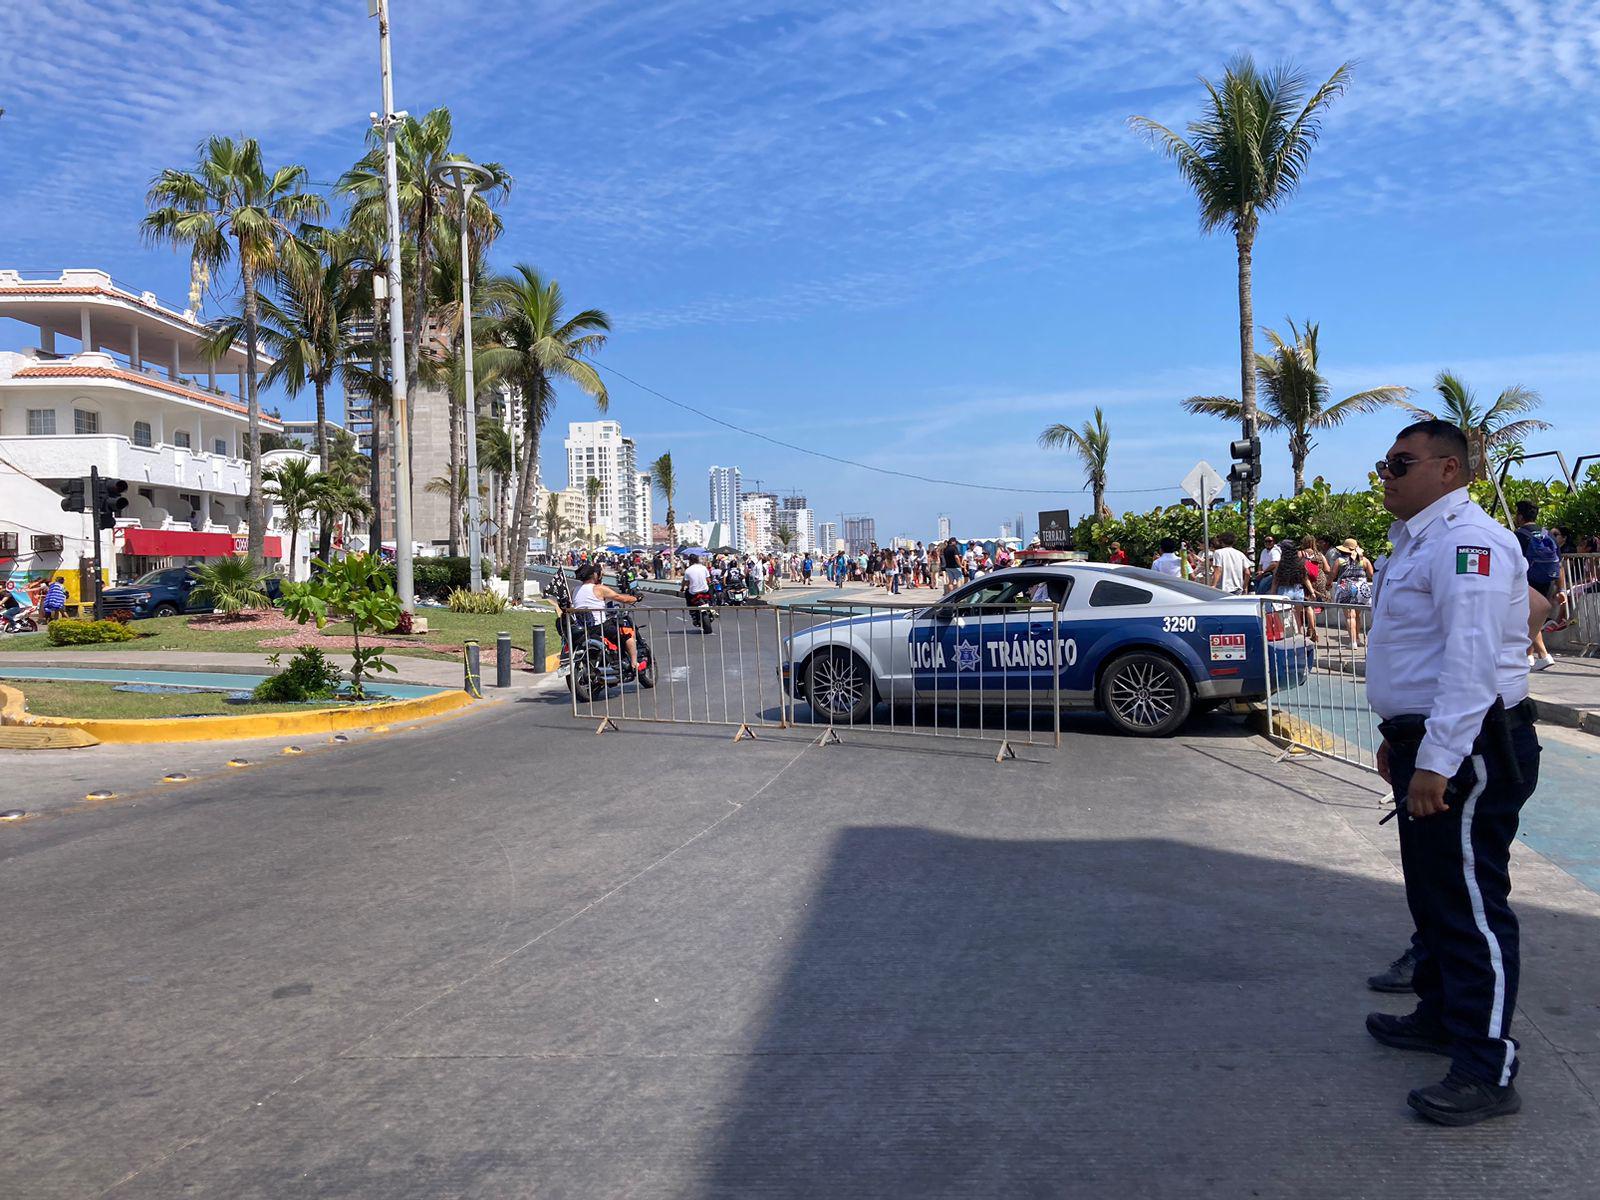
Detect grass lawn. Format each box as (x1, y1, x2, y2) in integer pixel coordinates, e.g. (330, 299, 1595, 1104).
(9, 679, 370, 720)
(0, 607, 560, 660)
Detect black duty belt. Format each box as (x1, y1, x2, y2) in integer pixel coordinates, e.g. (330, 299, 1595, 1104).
(1378, 697, 1533, 793)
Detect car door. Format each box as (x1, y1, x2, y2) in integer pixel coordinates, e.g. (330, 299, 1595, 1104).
(908, 576, 1043, 701)
(176, 568, 205, 612)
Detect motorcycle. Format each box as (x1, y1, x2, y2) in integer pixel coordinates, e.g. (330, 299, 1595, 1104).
(686, 589, 718, 634)
(723, 570, 748, 606)
(1, 603, 40, 634)
(569, 602, 656, 703)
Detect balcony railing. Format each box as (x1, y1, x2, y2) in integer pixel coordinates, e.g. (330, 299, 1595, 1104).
(0, 434, 251, 496)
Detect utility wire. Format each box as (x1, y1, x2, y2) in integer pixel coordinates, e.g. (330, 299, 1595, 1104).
(594, 362, 1184, 498)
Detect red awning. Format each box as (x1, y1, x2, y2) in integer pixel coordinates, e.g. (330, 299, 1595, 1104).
(118, 529, 283, 559)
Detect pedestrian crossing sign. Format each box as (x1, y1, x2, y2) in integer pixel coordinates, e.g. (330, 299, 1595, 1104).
(1456, 546, 1491, 575)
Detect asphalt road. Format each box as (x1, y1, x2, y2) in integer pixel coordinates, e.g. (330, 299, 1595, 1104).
(4, 677, 1600, 1198)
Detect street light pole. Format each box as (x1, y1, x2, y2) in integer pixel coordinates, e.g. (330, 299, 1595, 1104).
(368, 0, 414, 611)
(430, 159, 495, 593)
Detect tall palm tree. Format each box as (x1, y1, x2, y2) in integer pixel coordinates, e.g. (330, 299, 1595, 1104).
(144, 136, 325, 564)
(542, 489, 568, 558)
(1182, 320, 1410, 493)
(312, 477, 373, 558)
(1038, 406, 1112, 520)
(651, 451, 678, 552)
(475, 266, 610, 602)
(262, 456, 326, 578)
(1397, 372, 1548, 482)
(1130, 56, 1353, 552)
(338, 107, 508, 455)
(585, 476, 603, 546)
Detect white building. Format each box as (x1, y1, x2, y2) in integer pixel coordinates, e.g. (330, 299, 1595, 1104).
(634, 470, 654, 545)
(776, 505, 815, 553)
(565, 420, 640, 542)
(674, 517, 709, 548)
(937, 514, 952, 541)
(0, 269, 286, 591)
(708, 466, 741, 543)
(739, 492, 777, 554)
(816, 521, 839, 554)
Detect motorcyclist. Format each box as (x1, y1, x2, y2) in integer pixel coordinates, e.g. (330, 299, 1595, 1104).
(682, 554, 713, 608)
(572, 561, 642, 673)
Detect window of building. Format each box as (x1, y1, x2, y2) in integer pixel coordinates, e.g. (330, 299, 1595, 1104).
(74, 409, 100, 434)
(174, 430, 192, 448)
(214, 437, 228, 456)
(133, 421, 153, 448)
(27, 409, 56, 435)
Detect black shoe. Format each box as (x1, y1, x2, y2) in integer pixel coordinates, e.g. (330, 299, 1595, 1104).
(1366, 1011, 1452, 1056)
(1368, 947, 1417, 993)
(1408, 1068, 1521, 1126)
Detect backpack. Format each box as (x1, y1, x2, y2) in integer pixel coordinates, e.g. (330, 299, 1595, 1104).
(1522, 525, 1561, 585)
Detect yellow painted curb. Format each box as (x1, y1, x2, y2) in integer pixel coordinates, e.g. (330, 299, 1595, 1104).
(0, 682, 475, 744)
(1269, 711, 1336, 753)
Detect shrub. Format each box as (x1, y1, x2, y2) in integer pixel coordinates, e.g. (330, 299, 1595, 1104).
(413, 561, 454, 597)
(447, 587, 506, 613)
(281, 553, 402, 699)
(190, 555, 273, 618)
(47, 619, 139, 646)
(252, 646, 344, 703)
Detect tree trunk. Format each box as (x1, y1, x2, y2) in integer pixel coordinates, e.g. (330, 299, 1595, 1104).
(666, 503, 676, 558)
(1093, 485, 1105, 521)
(446, 348, 461, 557)
(241, 263, 266, 567)
(1236, 223, 1259, 559)
(507, 404, 541, 605)
(316, 377, 333, 563)
(1291, 432, 1307, 496)
(368, 303, 385, 554)
(404, 199, 431, 492)
(288, 522, 299, 582)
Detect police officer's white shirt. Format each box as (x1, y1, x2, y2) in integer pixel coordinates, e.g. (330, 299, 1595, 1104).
(1366, 488, 1530, 778)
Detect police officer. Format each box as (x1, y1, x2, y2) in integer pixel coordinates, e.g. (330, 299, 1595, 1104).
(1364, 418, 1541, 1126)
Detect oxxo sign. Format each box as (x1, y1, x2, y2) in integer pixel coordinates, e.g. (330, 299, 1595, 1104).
(1037, 509, 1073, 550)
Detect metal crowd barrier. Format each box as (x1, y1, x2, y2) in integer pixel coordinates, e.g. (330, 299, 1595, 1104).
(562, 594, 1062, 761)
(1558, 552, 1600, 652)
(1258, 595, 1380, 772)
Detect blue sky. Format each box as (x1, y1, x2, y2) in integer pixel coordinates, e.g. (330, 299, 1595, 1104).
(4, 0, 1597, 542)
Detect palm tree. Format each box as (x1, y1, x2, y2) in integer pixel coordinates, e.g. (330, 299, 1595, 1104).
(1130, 56, 1353, 553)
(477, 417, 516, 564)
(144, 136, 325, 564)
(1183, 320, 1410, 493)
(312, 477, 373, 559)
(262, 456, 326, 578)
(651, 451, 678, 552)
(585, 476, 603, 546)
(541, 489, 568, 557)
(190, 555, 273, 619)
(1039, 406, 1112, 520)
(1396, 372, 1549, 482)
(475, 266, 610, 602)
(338, 108, 508, 457)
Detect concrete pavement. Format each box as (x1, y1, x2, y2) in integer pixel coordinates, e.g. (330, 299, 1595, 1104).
(3, 690, 1599, 1198)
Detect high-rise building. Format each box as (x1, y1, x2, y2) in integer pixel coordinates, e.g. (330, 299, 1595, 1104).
(565, 420, 638, 541)
(740, 492, 778, 554)
(634, 470, 654, 544)
(844, 517, 876, 554)
(776, 506, 816, 553)
(708, 466, 741, 536)
(782, 493, 808, 511)
(937, 514, 951, 541)
(816, 521, 838, 553)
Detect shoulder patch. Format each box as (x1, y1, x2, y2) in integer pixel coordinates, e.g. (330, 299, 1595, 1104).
(1455, 546, 1491, 575)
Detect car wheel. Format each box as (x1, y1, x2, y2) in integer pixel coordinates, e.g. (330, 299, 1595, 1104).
(151, 602, 180, 618)
(1098, 650, 1192, 737)
(805, 648, 873, 724)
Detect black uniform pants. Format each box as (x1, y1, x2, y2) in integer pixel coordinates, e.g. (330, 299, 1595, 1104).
(1387, 720, 1541, 1086)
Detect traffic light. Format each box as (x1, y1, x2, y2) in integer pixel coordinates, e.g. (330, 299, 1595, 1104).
(1228, 436, 1262, 487)
(95, 477, 129, 530)
(59, 477, 87, 513)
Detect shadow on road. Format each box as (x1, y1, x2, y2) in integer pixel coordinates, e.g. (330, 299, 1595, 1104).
(698, 827, 1600, 1198)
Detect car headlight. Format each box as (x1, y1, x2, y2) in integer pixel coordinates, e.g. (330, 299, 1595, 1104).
(128, 592, 151, 604)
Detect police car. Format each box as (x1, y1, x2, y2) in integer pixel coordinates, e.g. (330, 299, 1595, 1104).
(781, 564, 1313, 737)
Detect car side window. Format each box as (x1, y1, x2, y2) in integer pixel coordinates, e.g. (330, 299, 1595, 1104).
(160, 570, 186, 587)
(1089, 579, 1153, 607)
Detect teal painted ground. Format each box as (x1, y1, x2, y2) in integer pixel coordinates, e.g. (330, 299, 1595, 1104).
(0, 665, 442, 700)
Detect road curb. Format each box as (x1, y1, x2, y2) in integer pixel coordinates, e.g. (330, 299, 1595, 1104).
(0, 683, 475, 744)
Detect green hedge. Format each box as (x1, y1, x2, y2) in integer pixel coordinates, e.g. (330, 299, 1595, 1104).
(46, 619, 139, 646)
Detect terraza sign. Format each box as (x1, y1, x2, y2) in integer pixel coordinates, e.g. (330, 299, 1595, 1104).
(1037, 509, 1073, 550)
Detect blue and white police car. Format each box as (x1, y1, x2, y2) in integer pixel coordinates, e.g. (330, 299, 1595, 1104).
(781, 564, 1312, 737)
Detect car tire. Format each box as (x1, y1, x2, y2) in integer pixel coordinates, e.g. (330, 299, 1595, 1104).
(805, 647, 874, 724)
(1098, 650, 1192, 737)
(151, 602, 181, 618)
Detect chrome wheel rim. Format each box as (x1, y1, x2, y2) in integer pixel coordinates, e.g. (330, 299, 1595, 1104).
(812, 655, 864, 716)
(1108, 660, 1178, 728)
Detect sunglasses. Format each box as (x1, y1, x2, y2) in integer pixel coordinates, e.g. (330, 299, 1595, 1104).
(1374, 454, 1447, 478)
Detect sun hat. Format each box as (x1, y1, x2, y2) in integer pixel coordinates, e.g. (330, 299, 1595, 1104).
(1339, 538, 1362, 554)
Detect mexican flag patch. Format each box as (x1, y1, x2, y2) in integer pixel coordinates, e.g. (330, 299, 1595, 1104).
(1456, 546, 1491, 575)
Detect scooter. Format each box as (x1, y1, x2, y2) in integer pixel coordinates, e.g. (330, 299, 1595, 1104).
(569, 603, 656, 703)
(724, 571, 748, 606)
(1, 603, 40, 634)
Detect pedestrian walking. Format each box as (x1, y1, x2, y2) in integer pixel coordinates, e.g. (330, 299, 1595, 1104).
(1513, 499, 1560, 670)
(1363, 418, 1540, 1126)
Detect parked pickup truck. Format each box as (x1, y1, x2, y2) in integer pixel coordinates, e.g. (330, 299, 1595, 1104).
(101, 566, 283, 619)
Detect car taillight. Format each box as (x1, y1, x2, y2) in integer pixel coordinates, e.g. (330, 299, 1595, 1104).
(1264, 610, 1286, 641)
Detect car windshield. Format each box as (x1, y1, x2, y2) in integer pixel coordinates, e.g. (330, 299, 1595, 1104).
(1109, 566, 1229, 601)
(131, 570, 170, 587)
